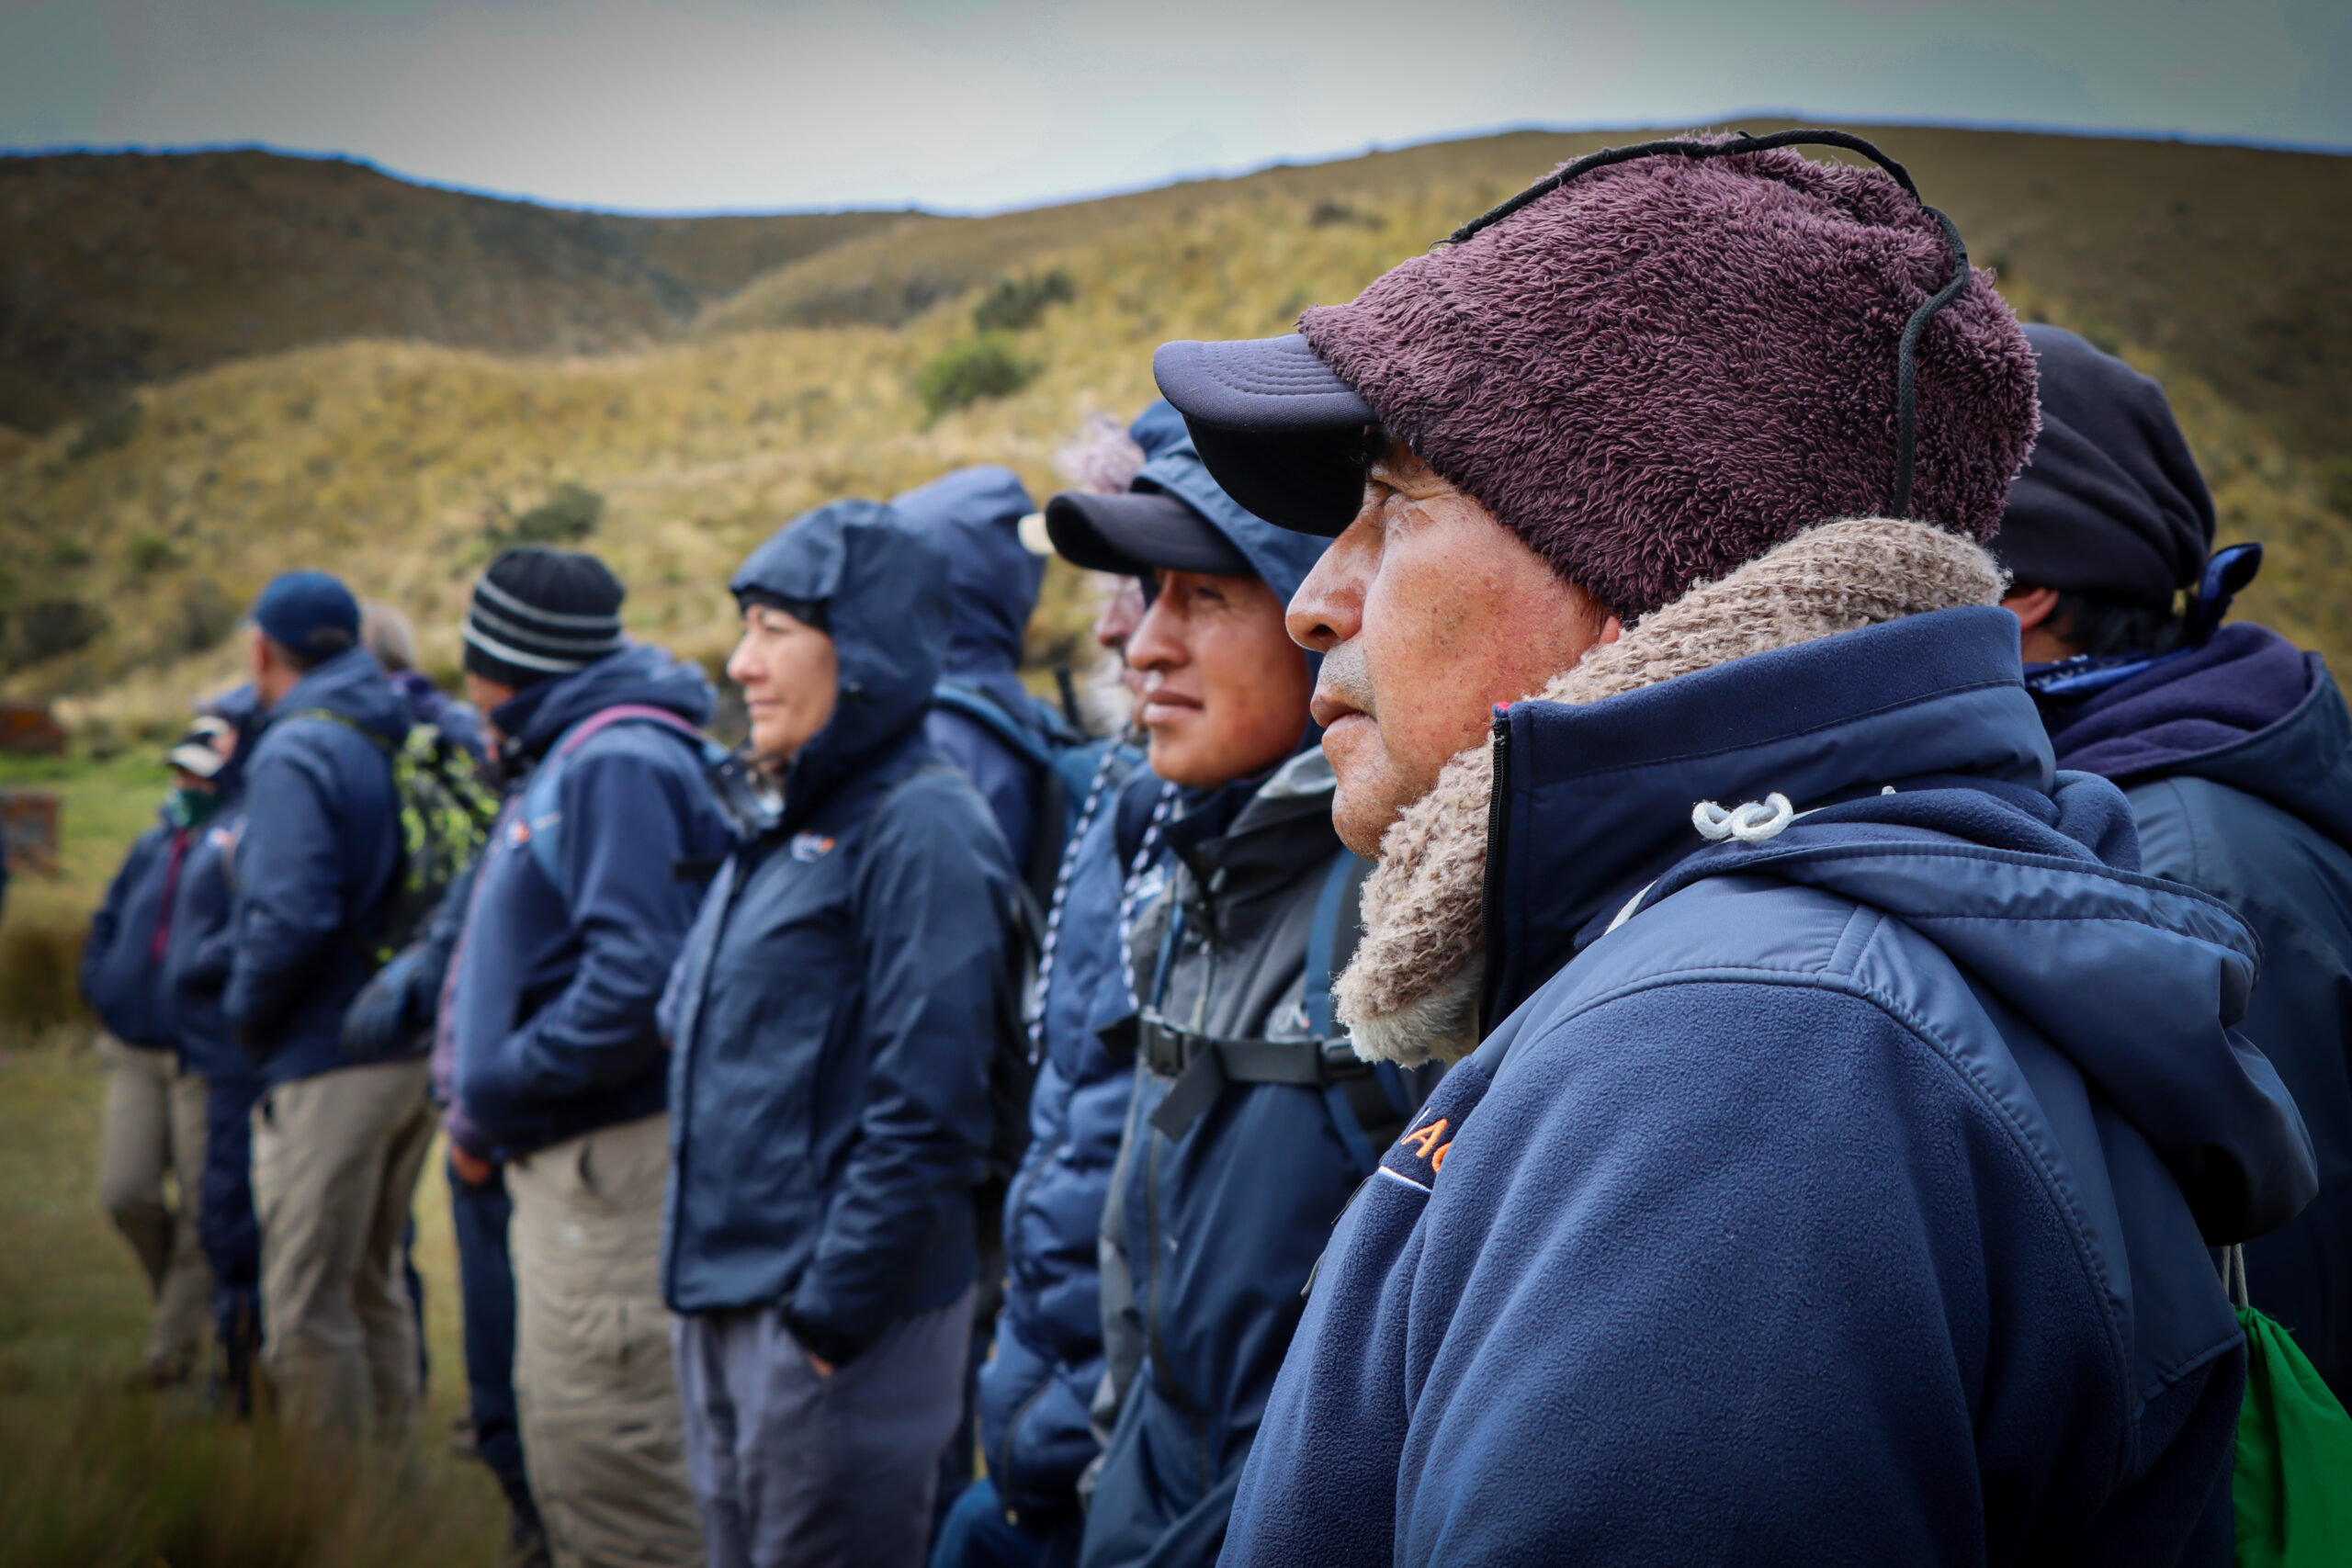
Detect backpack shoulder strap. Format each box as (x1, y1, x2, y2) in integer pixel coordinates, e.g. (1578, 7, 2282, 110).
(930, 679, 1056, 772)
(522, 705, 719, 891)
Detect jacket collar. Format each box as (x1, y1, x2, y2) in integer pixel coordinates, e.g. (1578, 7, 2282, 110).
(1335, 517, 2017, 1066)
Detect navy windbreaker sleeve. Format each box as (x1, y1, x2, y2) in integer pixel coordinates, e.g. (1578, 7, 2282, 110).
(79, 827, 157, 1006)
(471, 749, 706, 1110)
(785, 784, 1003, 1362)
(223, 746, 356, 1042)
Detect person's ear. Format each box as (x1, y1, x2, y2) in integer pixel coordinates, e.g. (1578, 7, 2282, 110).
(2002, 585, 2063, 632)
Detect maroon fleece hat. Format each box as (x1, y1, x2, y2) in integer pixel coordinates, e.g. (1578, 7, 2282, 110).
(1155, 134, 2040, 618)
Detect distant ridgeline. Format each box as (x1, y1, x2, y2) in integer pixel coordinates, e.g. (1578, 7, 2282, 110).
(1, 126, 2346, 717)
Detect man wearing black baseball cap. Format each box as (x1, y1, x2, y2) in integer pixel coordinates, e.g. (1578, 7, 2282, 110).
(1020, 411, 1422, 1568)
(222, 569, 432, 1443)
(2000, 325, 2352, 1404)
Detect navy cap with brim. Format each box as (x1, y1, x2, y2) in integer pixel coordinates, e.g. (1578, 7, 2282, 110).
(1043, 491, 1250, 579)
(1151, 334, 1374, 537)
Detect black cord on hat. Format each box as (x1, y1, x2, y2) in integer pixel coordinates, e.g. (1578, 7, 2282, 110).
(1445, 128, 1973, 522)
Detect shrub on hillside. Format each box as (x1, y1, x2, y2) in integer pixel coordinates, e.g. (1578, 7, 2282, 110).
(972, 269, 1076, 333)
(917, 336, 1037, 419)
(65, 400, 141, 463)
(125, 534, 179, 575)
(14, 598, 104, 666)
(492, 483, 604, 546)
(0, 916, 85, 1043)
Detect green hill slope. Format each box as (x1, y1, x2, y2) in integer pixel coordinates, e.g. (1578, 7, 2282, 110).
(1, 125, 2345, 739)
(0, 148, 922, 432)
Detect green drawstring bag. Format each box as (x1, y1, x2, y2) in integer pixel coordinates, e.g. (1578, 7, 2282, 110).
(2224, 1246, 2352, 1567)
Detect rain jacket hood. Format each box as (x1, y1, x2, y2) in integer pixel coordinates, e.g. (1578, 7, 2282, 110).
(493, 639, 716, 758)
(890, 465, 1042, 689)
(729, 500, 953, 834)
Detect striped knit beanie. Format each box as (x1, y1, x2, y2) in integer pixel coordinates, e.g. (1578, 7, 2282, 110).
(461, 547, 627, 690)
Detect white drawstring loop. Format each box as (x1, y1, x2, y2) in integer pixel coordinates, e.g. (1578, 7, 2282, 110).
(1690, 793, 1797, 844)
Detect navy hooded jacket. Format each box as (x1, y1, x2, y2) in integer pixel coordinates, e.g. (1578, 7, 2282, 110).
(892, 465, 1050, 874)
(82, 812, 188, 1052)
(221, 646, 413, 1087)
(978, 755, 1159, 1522)
(449, 642, 729, 1160)
(160, 684, 266, 1085)
(661, 500, 1017, 1367)
(1221, 608, 2317, 1568)
(2038, 621, 2352, 1403)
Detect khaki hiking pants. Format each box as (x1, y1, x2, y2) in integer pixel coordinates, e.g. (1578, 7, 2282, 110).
(97, 1036, 213, 1379)
(508, 1111, 704, 1568)
(252, 1055, 434, 1442)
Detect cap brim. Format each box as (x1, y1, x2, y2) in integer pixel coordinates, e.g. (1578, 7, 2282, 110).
(1152, 335, 1374, 537)
(1044, 491, 1251, 579)
(164, 745, 224, 778)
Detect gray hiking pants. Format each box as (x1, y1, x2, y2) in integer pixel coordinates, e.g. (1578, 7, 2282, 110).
(674, 1288, 974, 1568)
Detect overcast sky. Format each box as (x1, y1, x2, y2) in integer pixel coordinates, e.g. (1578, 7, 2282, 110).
(4, 0, 2345, 214)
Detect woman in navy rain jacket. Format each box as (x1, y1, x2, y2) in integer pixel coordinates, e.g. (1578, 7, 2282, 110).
(662, 500, 1019, 1568)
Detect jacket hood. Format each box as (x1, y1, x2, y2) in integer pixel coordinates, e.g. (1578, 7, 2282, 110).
(889, 465, 1043, 681)
(730, 499, 951, 826)
(497, 640, 716, 759)
(263, 646, 409, 749)
(2041, 623, 2352, 847)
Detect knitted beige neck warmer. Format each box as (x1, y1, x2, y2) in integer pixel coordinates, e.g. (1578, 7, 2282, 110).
(1336, 517, 2007, 1067)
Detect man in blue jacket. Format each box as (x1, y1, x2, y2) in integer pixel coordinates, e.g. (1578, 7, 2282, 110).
(662, 501, 1016, 1568)
(222, 570, 433, 1442)
(933, 405, 1180, 1568)
(1039, 423, 1417, 1568)
(84, 716, 230, 1386)
(1152, 134, 2316, 1563)
(448, 546, 729, 1568)
(160, 687, 266, 1413)
(1999, 324, 2352, 1404)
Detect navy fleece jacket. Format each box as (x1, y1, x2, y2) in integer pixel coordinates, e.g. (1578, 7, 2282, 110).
(1221, 609, 2316, 1568)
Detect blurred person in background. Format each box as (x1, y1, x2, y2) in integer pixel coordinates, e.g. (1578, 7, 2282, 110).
(446, 546, 729, 1568)
(661, 501, 1016, 1568)
(931, 402, 1171, 1568)
(363, 597, 489, 763)
(1040, 418, 1421, 1568)
(888, 462, 1049, 1526)
(159, 688, 266, 1413)
(82, 713, 232, 1386)
(2000, 324, 2352, 1404)
(223, 570, 432, 1443)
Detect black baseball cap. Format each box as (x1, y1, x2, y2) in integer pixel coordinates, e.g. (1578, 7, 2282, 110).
(1043, 489, 1250, 580)
(1150, 334, 1374, 536)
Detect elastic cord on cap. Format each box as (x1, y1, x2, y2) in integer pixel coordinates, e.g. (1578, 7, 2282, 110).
(1446, 128, 1973, 522)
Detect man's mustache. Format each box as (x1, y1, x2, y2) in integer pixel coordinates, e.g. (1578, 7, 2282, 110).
(1317, 639, 1375, 719)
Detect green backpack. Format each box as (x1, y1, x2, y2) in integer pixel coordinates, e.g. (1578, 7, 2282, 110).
(300, 710, 499, 966)
(2222, 1245, 2352, 1566)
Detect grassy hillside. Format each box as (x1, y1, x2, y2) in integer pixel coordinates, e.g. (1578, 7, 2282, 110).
(1, 124, 2346, 732)
(0, 148, 922, 433)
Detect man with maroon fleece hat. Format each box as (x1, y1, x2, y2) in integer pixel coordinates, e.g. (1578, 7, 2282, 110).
(1155, 133, 2313, 1565)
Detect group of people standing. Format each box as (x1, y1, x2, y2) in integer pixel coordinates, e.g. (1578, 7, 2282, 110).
(81, 129, 2350, 1568)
